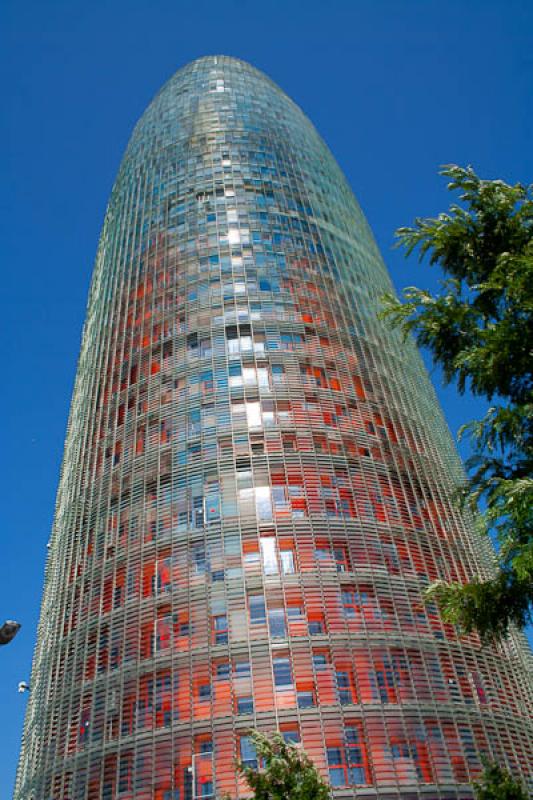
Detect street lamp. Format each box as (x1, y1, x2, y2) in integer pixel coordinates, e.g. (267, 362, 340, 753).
(187, 760, 196, 800)
(0, 620, 21, 646)
(187, 751, 214, 800)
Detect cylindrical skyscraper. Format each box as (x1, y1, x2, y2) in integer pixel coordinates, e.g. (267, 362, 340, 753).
(15, 56, 532, 800)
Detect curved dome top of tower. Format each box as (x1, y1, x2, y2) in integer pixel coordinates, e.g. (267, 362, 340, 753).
(127, 54, 317, 156)
(117, 54, 382, 285)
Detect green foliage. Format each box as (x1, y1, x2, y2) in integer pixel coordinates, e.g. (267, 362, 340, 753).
(380, 165, 533, 641)
(237, 731, 331, 800)
(473, 760, 530, 799)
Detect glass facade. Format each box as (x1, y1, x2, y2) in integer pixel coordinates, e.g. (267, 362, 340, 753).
(15, 56, 532, 800)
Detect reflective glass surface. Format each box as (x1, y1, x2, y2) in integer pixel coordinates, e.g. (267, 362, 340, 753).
(15, 56, 532, 800)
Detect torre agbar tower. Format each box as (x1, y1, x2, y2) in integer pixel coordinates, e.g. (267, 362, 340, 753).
(16, 56, 532, 800)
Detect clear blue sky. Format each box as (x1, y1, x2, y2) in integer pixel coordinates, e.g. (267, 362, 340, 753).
(1, 0, 532, 795)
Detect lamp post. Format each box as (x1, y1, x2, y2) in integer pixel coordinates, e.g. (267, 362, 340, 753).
(186, 755, 196, 800)
(187, 751, 214, 800)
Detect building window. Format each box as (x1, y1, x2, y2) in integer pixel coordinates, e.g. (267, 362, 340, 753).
(301, 364, 327, 388)
(200, 370, 214, 394)
(287, 605, 303, 619)
(262, 400, 274, 426)
(469, 671, 488, 705)
(205, 487, 220, 522)
(249, 595, 266, 624)
(251, 435, 264, 455)
(226, 325, 253, 355)
(254, 333, 266, 354)
(156, 673, 172, 727)
(334, 547, 349, 572)
(269, 608, 287, 638)
(156, 558, 172, 593)
(255, 486, 273, 520)
(308, 615, 325, 635)
(313, 653, 328, 671)
(201, 403, 216, 429)
(234, 660, 251, 678)
(390, 742, 425, 780)
(327, 748, 345, 786)
(327, 726, 369, 786)
(242, 366, 257, 386)
(321, 476, 355, 518)
(216, 663, 230, 680)
(346, 726, 368, 784)
(280, 548, 295, 574)
(260, 536, 278, 575)
(212, 614, 228, 644)
(155, 616, 172, 651)
(237, 465, 253, 492)
(193, 547, 207, 574)
(283, 434, 296, 450)
(297, 690, 315, 708)
(240, 735, 257, 768)
(273, 657, 293, 688)
(237, 696, 254, 714)
(459, 727, 480, 765)
(192, 495, 204, 528)
(229, 363, 243, 388)
(281, 729, 300, 744)
(118, 755, 133, 794)
(272, 485, 289, 513)
(371, 658, 399, 703)
(247, 401, 262, 428)
(288, 482, 306, 517)
(78, 708, 91, 743)
(315, 547, 331, 563)
(336, 671, 355, 705)
(226, 326, 241, 354)
(342, 589, 367, 618)
(198, 683, 211, 701)
(272, 364, 285, 384)
(188, 408, 201, 436)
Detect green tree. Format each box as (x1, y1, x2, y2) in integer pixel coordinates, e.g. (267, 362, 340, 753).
(473, 760, 529, 800)
(237, 731, 331, 800)
(380, 165, 533, 642)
